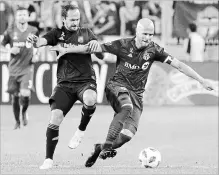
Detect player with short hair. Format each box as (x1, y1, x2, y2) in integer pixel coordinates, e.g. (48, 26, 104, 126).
(1, 6, 38, 129)
(27, 4, 99, 169)
(51, 18, 215, 167)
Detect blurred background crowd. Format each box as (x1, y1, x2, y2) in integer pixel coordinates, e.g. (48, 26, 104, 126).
(0, 0, 218, 62)
(0, 0, 163, 36)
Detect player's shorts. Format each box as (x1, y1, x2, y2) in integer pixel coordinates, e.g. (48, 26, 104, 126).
(105, 81, 143, 129)
(7, 72, 34, 95)
(49, 81, 97, 116)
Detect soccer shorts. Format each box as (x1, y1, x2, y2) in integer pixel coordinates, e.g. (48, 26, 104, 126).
(49, 81, 97, 116)
(105, 81, 143, 129)
(7, 72, 34, 94)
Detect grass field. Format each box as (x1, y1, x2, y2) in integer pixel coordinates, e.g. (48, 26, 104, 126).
(0, 105, 218, 174)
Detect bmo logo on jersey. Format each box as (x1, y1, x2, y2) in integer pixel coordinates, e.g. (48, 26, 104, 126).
(124, 62, 150, 70)
(124, 62, 140, 69)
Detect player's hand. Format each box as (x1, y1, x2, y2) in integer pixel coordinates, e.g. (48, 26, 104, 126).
(27, 33, 38, 44)
(50, 45, 67, 60)
(86, 40, 99, 53)
(200, 79, 216, 91)
(11, 47, 20, 55)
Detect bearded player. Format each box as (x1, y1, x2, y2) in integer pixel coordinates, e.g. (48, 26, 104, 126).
(27, 4, 100, 169)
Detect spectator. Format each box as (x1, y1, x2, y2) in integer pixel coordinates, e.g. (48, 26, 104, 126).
(185, 23, 205, 62)
(27, 1, 41, 31)
(39, 0, 54, 32)
(52, 1, 63, 29)
(91, 0, 118, 36)
(141, 1, 161, 35)
(119, 0, 140, 36)
(0, 0, 14, 37)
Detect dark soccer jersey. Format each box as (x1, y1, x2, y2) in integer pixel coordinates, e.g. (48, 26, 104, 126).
(1, 25, 38, 76)
(42, 26, 97, 85)
(101, 37, 173, 97)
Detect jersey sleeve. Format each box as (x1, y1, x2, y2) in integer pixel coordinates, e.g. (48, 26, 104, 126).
(42, 28, 59, 46)
(154, 43, 173, 64)
(100, 39, 121, 55)
(1, 30, 11, 46)
(87, 28, 97, 41)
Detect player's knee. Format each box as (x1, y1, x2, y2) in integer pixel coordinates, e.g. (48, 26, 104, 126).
(20, 89, 31, 97)
(50, 109, 64, 126)
(118, 94, 133, 114)
(83, 89, 97, 106)
(20, 96, 29, 106)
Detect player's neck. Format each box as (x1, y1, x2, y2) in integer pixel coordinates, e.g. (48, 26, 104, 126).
(134, 38, 143, 49)
(16, 22, 28, 32)
(134, 37, 149, 50)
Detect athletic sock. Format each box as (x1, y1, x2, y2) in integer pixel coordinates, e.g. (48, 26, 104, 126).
(112, 133, 131, 149)
(20, 96, 29, 118)
(102, 106, 132, 149)
(12, 96, 20, 123)
(46, 123, 59, 159)
(78, 104, 96, 131)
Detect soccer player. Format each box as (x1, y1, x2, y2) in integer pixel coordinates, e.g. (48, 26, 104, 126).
(27, 4, 100, 170)
(1, 7, 38, 129)
(51, 18, 215, 167)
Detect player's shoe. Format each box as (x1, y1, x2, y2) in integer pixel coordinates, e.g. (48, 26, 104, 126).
(68, 128, 85, 149)
(85, 143, 102, 167)
(13, 122, 20, 130)
(22, 112, 28, 126)
(39, 158, 53, 170)
(99, 148, 117, 160)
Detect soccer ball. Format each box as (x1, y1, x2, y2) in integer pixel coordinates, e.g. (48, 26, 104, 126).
(138, 147, 161, 168)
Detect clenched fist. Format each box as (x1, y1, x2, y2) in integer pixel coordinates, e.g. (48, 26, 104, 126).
(27, 33, 38, 44)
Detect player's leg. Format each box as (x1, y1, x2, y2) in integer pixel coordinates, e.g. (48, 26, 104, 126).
(40, 86, 76, 170)
(85, 112, 118, 167)
(11, 94, 20, 129)
(99, 85, 133, 160)
(19, 89, 30, 126)
(68, 82, 97, 149)
(112, 106, 142, 149)
(7, 76, 20, 129)
(86, 107, 141, 167)
(85, 84, 133, 167)
(19, 71, 34, 126)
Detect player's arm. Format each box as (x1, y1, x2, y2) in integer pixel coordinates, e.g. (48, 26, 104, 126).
(155, 44, 215, 91)
(27, 28, 58, 48)
(165, 56, 215, 91)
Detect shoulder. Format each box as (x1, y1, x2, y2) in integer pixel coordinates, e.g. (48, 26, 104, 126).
(48, 27, 63, 36)
(151, 41, 164, 52)
(42, 27, 62, 39)
(4, 27, 14, 36)
(120, 37, 133, 47)
(78, 27, 93, 34)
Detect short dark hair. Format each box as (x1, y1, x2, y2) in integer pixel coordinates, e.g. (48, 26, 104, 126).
(16, 6, 28, 12)
(61, 4, 79, 18)
(189, 23, 197, 32)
